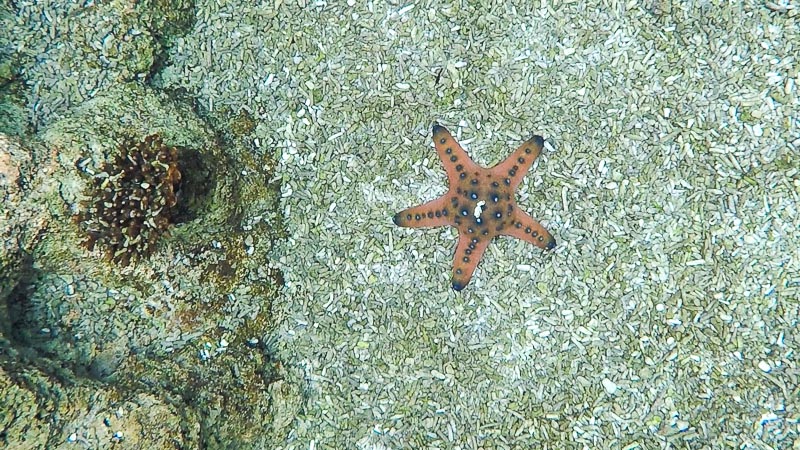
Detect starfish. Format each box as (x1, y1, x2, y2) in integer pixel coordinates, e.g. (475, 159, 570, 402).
(394, 123, 556, 291)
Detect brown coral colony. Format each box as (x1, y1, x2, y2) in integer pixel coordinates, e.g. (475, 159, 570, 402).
(77, 134, 182, 265)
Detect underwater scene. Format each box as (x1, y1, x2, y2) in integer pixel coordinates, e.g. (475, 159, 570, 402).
(1, 0, 798, 448)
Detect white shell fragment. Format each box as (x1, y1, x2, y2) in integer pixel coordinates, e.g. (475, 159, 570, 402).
(601, 378, 618, 395)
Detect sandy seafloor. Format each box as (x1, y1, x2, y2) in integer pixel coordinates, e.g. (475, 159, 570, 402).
(3, 0, 800, 448)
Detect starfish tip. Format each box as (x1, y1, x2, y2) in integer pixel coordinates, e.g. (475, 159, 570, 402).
(432, 123, 445, 134)
(546, 238, 556, 250)
(529, 135, 545, 147)
(451, 281, 465, 291)
(392, 212, 402, 226)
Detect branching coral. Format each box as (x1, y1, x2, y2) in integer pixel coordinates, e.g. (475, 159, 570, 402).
(76, 134, 182, 265)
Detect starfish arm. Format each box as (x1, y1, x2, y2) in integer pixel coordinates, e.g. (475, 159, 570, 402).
(491, 135, 544, 190)
(393, 195, 453, 228)
(432, 124, 481, 186)
(501, 209, 556, 251)
(451, 233, 491, 291)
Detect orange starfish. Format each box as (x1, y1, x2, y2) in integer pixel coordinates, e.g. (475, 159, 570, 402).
(394, 123, 556, 291)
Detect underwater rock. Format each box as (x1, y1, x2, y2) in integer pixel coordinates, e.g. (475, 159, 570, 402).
(0, 134, 54, 307)
(1, 81, 292, 448)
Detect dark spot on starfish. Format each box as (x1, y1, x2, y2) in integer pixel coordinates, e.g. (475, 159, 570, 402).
(471, 237, 479, 244)
(462, 257, 469, 263)
(442, 209, 448, 216)
(507, 204, 513, 212)
(469, 191, 478, 200)
(504, 178, 511, 185)
(537, 236, 544, 242)
(515, 222, 522, 228)
(468, 227, 474, 234)
(440, 138, 446, 144)
(494, 210, 502, 219)
(471, 179, 478, 185)
(465, 249, 472, 255)
(468, 242, 475, 250)
(492, 181, 499, 188)
(406, 214, 412, 221)
(475, 217, 483, 225)
(456, 164, 463, 171)
(518, 157, 525, 164)
(445, 147, 452, 154)
(525, 227, 532, 233)
(435, 211, 441, 217)
(451, 197, 458, 205)
(482, 230, 489, 235)
(450, 155, 457, 162)
(509, 169, 516, 177)
(495, 224, 504, 232)
(461, 209, 469, 216)
(490, 193, 500, 203)
(456, 187, 462, 194)
(415, 214, 421, 221)
(532, 230, 539, 237)
(525, 147, 532, 154)
(455, 268, 463, 275)
(427, 211, 434, 218)
(459, 172, 467, 179)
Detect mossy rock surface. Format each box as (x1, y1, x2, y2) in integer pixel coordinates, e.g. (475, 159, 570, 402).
(0, 81, 292, 448)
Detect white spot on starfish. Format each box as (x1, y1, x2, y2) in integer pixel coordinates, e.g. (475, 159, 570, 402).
(473, 200, 485, 218)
